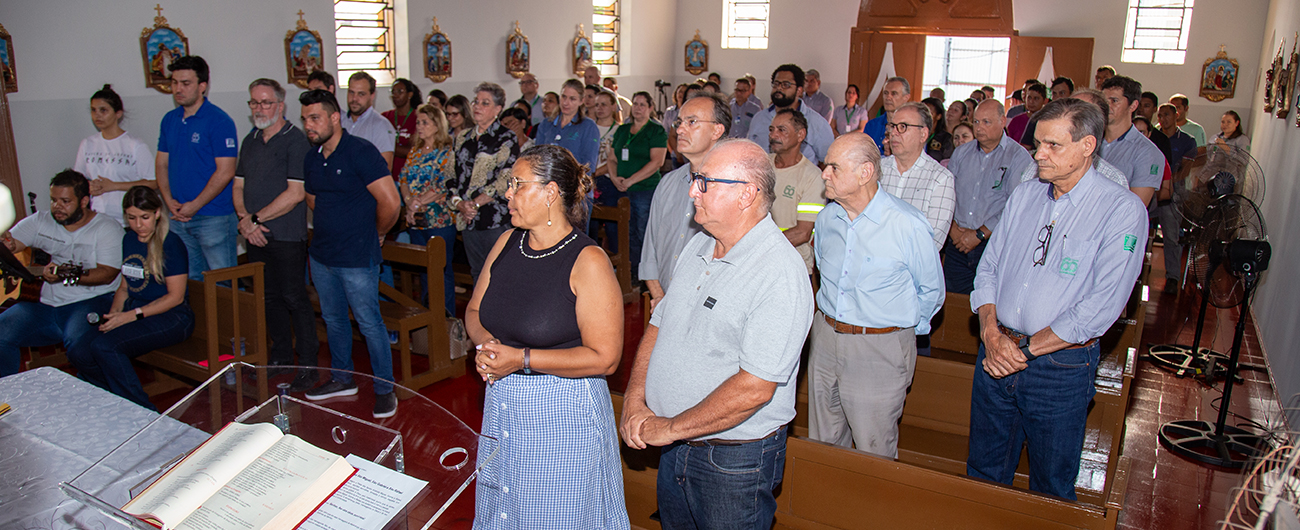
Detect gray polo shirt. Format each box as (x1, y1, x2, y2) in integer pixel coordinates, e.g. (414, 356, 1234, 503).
(1102, 124, 1164, 192)
(342, 107, 396, 155)
(235, 123, 311, 241)
(645, 215, 815, 441)
(640, 163, 702, 291)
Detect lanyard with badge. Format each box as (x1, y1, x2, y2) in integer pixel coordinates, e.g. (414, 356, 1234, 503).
(620, 124, 646, 162)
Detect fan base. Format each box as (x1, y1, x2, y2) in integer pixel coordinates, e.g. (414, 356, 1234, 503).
(1157, 419, 1264, 469)
(1148, 343, 1224, 378)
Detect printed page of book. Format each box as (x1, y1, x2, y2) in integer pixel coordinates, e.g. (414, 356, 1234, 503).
(175, 434, 355, 530)
(299, 455, 430, 530)
(122, 422, 285, 527)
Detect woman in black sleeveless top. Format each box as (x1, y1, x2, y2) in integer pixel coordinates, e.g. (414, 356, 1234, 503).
(465, 145, 629, 529)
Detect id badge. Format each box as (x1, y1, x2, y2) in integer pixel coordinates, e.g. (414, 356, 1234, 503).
(122, 263, 145, 280)
(621, 148, 630, 161)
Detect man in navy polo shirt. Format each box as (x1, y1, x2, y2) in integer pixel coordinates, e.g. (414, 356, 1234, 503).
(154, 56, 239, 281)
(297, 89, 403, 419)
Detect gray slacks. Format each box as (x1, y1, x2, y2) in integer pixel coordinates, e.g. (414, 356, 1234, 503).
(807, 312, 916, 459)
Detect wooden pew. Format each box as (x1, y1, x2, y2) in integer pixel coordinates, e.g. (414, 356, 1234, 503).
(376, 237, 464, 392)
(591, 197, 633, 298)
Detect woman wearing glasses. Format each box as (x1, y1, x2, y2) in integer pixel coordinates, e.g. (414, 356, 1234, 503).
(74, 84, 157, 226)
(444, 94, 472, 148)
(467, 145, 629, 529)
(399, 104, 457, 316)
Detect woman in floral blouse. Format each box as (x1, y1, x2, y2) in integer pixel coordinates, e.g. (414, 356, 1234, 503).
(399, 104, 457, 316)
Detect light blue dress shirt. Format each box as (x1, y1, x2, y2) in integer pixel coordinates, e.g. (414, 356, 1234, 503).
(814, 190, 945, 333)
(971, 166, 1148, 344)
(948, 133, 1036, 232)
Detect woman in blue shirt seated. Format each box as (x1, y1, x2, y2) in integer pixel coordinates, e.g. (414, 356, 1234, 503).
(80, 186, 193, 410)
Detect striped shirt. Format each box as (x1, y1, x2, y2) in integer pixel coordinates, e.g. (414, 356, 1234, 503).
(948, 133, 1035, 232)
(879, 153, 956, 250)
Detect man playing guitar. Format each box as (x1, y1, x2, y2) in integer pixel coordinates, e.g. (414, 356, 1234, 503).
(0, 170, 123, 376)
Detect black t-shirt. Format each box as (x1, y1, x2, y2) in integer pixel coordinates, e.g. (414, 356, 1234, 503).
(121, 231, 188, 303)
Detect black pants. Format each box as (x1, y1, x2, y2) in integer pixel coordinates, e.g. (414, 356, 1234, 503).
(247, 239, 319, 366)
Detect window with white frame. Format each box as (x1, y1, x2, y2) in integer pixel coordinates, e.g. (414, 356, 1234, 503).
(921, 36, 1011, 102)
(593, 0, 620, 76)
(334, 0, 395, 86)
(722, 0, 768, 50)
(1121, 0, 1194, 65)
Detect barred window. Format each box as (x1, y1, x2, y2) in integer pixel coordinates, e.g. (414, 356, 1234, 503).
(1121, 0, 1194, 65)
(593, 0, 620, 76)
(334, 0, 395, 86)
(722, 0, 768, 50)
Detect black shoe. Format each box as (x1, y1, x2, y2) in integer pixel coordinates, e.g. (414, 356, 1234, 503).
(373, 392, 397, 418)
(288, 369, 319, 393)
(266, 361, 293, 378)
(1164, 280, 1180, 294)
(305, 380, 358, 400)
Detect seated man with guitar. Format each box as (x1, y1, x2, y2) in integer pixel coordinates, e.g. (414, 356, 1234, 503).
(0, 170, 124, 376)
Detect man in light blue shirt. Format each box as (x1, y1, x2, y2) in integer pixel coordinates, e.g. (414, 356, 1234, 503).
(1100, 76, 1164, 205)
(862, 76, 912, 153)
(342, 72, 397, 169)
(747, 64, 834, 164)
(729, 78, 763, 139)
(968, 99, 1147, 500)
(808, 132, 944, 459)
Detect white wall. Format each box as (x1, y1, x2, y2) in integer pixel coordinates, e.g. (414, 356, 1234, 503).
(1016, 0, 1270, 131)
(1246, 0, 1300, 407)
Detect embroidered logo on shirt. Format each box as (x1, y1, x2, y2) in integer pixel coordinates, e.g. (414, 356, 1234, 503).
(1060, 257, 1080, 276)
(1123, 234, 1138, 253)
(226, 138, 236, 149)
(191, 132, 201, 143)
(1150, 164, 1159, 175)
(783, 185, 795, 198)
(703, 296, 717, 309)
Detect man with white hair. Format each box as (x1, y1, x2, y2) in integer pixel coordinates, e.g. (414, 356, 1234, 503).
(879, 102, 955, 251)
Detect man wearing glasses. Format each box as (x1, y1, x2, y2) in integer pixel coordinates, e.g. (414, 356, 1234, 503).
(879, 102, 955, 251)
(746, 64, 834, 165)
(622, 139, 813, 529)
(808, 132, 944, 459)
(640, 93, 729, 312)
(517, 73, 544, 125)
(944, 99, 1034, 295)
(968, 99, 1147, 500)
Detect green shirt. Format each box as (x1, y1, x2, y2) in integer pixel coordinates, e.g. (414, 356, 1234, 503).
(611, 120, 668, 192)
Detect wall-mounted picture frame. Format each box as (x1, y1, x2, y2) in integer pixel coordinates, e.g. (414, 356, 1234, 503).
(1199, 47, 1237, 103)
(506, 21, 529, 79)
(572, 24, 593, 76)
(284, 11, 324, 89)
(139, 5, 189, 94)
(685, 30, 708, 76)
(0, 24, 15, 94)
(424, 18, 451, 83)
(1265, 41, 1282, 114)
(1279, 39, 1298, 119)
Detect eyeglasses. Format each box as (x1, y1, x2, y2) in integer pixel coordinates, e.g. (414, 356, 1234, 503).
(247, 100, 278, 109)
(886, 122, 925, 134)
(446, 110, 462, 116)
(507, 177, 547, 190)
(690, 172, 749, 193)
(471, 99, 497, 108)
(1032, 221, 1055, 267)
(519, 79, 537, 85)
(672, 117, 719, 130)
(771, 80, 796, 90)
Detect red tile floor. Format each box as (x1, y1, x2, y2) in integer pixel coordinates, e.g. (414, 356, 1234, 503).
(135, 245, 1280, 529)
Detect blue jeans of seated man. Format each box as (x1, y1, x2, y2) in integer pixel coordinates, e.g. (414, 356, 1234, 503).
(310, 258, 394, 394)
(171, 214, 238, 281)
(656, 427, 787, 530)
(629, 189, 654, 280)
(966, 340, 1100, 500)
(406, 226, 457, 317)
(0, 293, 113, 377)
(78, 300, 194, 411)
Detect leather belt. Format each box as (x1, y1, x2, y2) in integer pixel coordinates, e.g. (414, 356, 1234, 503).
(684, 427, 784, 447)
(823, 314, 902, 335)
(997, 323, 1097, 348)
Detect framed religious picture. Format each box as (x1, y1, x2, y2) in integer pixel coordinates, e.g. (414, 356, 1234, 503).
(0, 24, 15, 93)
(1199, 47, 1237, 102)
(1265, 41, 1283, 114)
(423, 18, 451, 83)
(284, 11, 324, 89)
(572, 24, 593, 76)
(139, 4, 189, 94)
(684, 30, 707, 76)
(506, 21, 529, 79)
(1278, 38, 1298, 119)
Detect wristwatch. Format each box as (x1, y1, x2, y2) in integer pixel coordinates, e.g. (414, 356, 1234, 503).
(1018, 335, 1037, 361)
(523, 347, 532, 375)
(975, 228, 987, 242)
(250, 214, 261, 226)
(134, 308, 145, 321)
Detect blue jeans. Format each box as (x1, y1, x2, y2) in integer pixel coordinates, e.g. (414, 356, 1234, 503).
(592, 177, 626, 256)
(967, 340, 1100, 500)
(942, 239, 986, 295)
(171, 214, 238, 281)
(310, 258, 394, 394)
(656, 428, 787, 530)
(406, 226, 457, 317)
(0, 293, 113, 377)
(78, 299, 194, 411)
(629, 189, 654, 280)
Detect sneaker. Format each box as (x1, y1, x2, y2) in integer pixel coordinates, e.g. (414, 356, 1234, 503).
(388, 330, 399, 345)
(305, 380, 358, 400)
(373, 392, 397, 418)
(288, 369, 319, 393)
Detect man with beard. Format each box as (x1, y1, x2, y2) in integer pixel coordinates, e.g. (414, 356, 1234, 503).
(747, 64, 834, 165)
(233, 78, 318, 389)
(155, 55, 239, 280)
(0, 170, 124, 377)
(296, 89, 402, 418)
(342, 72, 396, 169)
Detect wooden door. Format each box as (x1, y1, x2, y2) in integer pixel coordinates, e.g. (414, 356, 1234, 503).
(849, 30, 928, 115)
(1007, 36, 1094, 97)
(0, 71, 23, 222)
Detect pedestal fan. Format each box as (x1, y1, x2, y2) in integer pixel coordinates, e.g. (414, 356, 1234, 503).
(1158, 193, 1270, 469)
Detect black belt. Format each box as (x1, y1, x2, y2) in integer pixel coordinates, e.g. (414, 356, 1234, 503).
(683, 427, 784, 447)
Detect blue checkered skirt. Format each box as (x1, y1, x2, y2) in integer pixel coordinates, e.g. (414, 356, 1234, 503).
(473, 374, 629, 529)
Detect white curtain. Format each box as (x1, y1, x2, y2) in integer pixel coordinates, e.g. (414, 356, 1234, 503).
(1036, 46, 1056, 85)
(865, 42, 897, 107)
